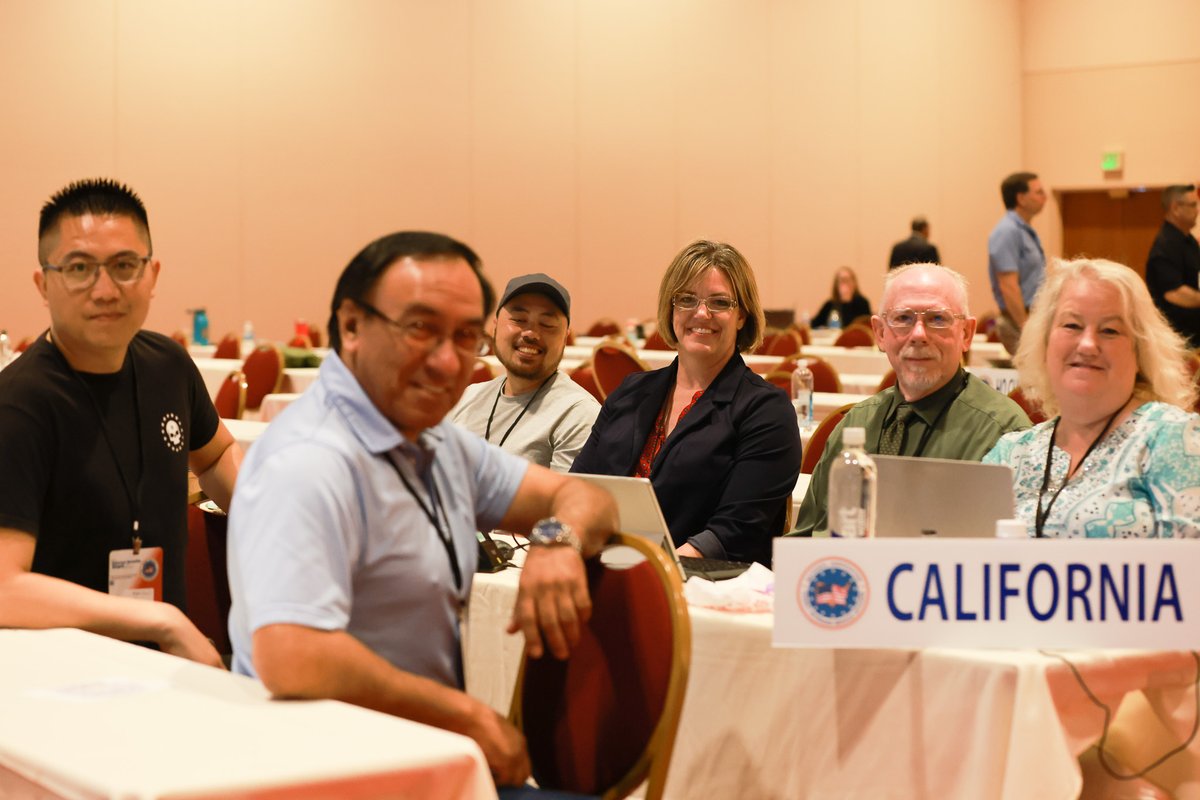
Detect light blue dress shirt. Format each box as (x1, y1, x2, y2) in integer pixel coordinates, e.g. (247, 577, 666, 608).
(227, 351, 529, 686)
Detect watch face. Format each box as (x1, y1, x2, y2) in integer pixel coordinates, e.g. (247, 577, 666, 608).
(531, 519, 565, 545)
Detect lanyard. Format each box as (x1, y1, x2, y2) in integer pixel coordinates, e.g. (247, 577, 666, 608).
(52, 335, 145, 551)
(382, 452, 463, 592)
(1034, 406, 1124, 538)
(484, 373, 554, 447)
(874, 371, 967, 458)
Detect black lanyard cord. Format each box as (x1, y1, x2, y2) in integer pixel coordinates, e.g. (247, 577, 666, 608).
(1034, 405, 1125, 538)
(484, 373, 555, 447)
(53, 336, 145, 549)
(382, 452, 463, 592)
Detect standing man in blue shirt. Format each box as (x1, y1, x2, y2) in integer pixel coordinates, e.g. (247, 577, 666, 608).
(988, 171, 1047, 355)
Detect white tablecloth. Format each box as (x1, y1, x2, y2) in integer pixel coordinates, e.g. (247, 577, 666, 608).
(193, 357, 321, 401)
(465, 569, 1199, 799)
(0, 629, 496, 799)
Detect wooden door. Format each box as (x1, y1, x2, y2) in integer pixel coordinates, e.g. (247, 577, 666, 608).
(1059, 188, 1165, 278)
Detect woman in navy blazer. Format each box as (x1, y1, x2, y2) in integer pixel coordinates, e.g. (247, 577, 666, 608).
(571, 241, 802, 566)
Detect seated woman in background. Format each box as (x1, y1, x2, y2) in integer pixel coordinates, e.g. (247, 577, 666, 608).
(571, 240, 802, 565)
(811, 265, 872, 328)
(983, 257, 1200, 538)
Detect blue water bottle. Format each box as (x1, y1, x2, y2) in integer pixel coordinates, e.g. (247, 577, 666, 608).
(191, 308, 210, 346)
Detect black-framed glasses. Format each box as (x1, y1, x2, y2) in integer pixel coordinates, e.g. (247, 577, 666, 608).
(881, 308, 964, 331)
(356, 298, 487, 356)
(672, 293, 738, 313)
(41, 254, 152, 291)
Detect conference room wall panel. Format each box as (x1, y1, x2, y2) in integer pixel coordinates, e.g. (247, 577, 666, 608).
(1, 0, 1032, 345)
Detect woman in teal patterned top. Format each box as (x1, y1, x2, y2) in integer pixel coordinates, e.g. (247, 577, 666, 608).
(984, 258, 1200, 538)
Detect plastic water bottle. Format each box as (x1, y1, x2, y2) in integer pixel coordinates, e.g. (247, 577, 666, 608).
(791, 361, 815, 430)
(828, 427, 877, 538)
(828, 308, 842, 330)
(242, 320, 255, 345)
(190, 308, 210, 346)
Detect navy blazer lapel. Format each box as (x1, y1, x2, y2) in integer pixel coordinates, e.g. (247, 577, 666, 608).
(651, 354, 744, 474)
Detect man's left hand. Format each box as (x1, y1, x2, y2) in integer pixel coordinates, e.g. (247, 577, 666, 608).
(506, 545, 591, 660)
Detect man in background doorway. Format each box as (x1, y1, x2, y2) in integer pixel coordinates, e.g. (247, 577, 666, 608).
(988, 171, 1047, 355)
(451, 273, 599, 471)
(1145, 184, 1200, 347)
(888, 216, 940, 269)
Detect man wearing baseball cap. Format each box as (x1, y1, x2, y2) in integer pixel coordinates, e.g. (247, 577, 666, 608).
(451, 273, 599, 471)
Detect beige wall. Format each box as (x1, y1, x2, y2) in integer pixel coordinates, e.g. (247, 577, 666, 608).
(1023, 0, 1200, 262)
(0, 0, 1024, 344)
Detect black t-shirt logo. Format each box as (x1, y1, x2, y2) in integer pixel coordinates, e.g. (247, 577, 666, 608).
(160, 412, 185, 453)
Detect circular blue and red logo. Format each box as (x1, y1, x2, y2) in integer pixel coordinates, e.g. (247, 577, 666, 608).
(797, 557, 868, 628)
(141, 557, 160, 581)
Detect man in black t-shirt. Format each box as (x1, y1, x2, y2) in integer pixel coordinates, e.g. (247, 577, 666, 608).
(0, 179, 240, 667)
(1145, 184, 1200, 347)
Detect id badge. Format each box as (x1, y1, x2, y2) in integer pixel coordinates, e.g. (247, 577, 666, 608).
(108, 547, 164, 601)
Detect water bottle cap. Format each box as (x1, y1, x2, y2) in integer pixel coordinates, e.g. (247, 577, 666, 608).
(843, 427, 866, 447)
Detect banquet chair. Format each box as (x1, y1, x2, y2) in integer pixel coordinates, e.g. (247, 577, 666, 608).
(242, 344, 285, 411)
(471, 358, 495, 385)
(510, 532, 691, 800)
(570, 361, 604, 403)
(755, 328, 803, 358)
(184, 503, 232, 657)
(1008, 386, 1048, 425)
(642, 330, 672, 351)
(214, 370, 247, 420)
(763, 370, 793, 392)
(15, 336, 32, 353)
(586, 318, 623, 338)
(802, 402, 855, 474)
(801, 355, 842, 393)
(789, 322, 812, 346)
(307, 327, 323, 348)
(593, 338, 648, 400)
(170, 330, 189, 348)
(875, 369, 896, 393)
(213, 332, 241, 360)
(833, 324, 874, 348)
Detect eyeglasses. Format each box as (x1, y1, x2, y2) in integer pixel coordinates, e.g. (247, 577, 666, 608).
(41, 254, 152, 291)
(672, 293, 738, 314)
(356, 299, 488, 356)
(881, 308, 964, 331)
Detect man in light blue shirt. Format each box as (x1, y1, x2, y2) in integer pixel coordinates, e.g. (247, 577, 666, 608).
(988, 171, 1047, 354)
(227, 231, 617, 790)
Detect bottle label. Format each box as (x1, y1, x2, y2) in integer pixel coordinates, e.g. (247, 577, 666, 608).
(833, 508, 866, 538)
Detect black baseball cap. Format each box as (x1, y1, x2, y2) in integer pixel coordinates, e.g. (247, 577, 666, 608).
(498, 273, 571, 320)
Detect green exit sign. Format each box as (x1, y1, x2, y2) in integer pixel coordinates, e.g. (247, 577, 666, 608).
(1102, 151, 1123, 171)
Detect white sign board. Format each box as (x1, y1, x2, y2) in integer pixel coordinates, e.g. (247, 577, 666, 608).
(967, 366, 1019, 396)
(773, 538, 1200, 649)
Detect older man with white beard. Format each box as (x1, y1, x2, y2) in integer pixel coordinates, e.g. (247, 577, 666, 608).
(791, 263, 1030, 535)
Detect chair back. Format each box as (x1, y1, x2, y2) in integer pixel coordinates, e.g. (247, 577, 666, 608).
(512, 532, 691, 800)
(214, 370, 248, 420)
(802, 402, 856, 474)
(833, 324, 874, 348)
(307, 327, 323, 348)
(213, 332, 241, 360)
(755, 327, 803, 358)
(170, 330, 189, 348)
(185, 503, 232, 656)
(875, 369, 897, 393)
(586, 318, 623, 338)
(593, 338, 648, 400)
(1008, 386, 1048, 425)
(642, 330, 673, 351)
(241, 344, 285, 410)
(287, 334, 313, 349)
(470, 358, 495, 385)
(763, 370, 794, 392)
(803, 355, 843, 393)
(790, 322, 812, 346)
(570, 361, 604, 402)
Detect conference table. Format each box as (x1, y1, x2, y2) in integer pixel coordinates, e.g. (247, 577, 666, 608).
(0, 628, 497, 799)
(465, 564, 1199, 800)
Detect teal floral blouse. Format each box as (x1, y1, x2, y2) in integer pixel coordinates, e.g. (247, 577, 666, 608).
(983, 402, 1200, 538)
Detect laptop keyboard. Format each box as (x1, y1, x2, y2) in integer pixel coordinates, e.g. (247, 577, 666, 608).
(678, 556, 753, 581)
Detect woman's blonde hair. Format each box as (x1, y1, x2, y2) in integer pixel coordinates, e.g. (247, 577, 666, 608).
(1015, 257, 1197, 417)
(655, 240, 765, 353)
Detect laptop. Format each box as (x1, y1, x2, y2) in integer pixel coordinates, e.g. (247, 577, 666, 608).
(872, 455, 1015, 538)
(574, 473, 752, 581)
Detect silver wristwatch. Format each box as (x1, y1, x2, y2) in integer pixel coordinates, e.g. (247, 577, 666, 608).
(528, 517, 581, 554)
